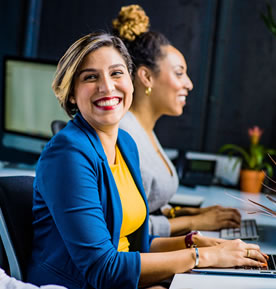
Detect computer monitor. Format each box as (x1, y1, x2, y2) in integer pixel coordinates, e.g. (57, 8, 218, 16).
(0, 56, 70, 166)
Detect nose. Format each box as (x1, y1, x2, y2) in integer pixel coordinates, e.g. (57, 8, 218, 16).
(98, 74, 115, 94)
(184, 74, 193, 91)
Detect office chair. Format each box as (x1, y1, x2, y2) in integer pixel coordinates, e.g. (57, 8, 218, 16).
(51, 120, 67, 135)
(0, 176, 34, 281)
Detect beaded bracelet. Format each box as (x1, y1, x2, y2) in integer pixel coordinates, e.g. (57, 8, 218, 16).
(168, 206, 181, 218)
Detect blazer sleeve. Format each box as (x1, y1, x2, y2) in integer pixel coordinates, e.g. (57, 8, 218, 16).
(36, 134, 140, 289)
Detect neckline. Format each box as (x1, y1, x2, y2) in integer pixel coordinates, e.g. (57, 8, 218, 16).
(127, 111, 174, 177)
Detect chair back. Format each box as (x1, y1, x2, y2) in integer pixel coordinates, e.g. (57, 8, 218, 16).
(0, 176, 34, 280)
(51, 120, 67, 135)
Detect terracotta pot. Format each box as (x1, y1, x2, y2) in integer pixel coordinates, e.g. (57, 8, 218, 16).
(240, 170, 265, 193)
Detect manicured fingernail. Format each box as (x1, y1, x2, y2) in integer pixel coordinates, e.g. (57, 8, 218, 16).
(261, 263, 268, 267)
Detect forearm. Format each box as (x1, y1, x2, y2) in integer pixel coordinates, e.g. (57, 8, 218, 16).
(140, 239, 269, 287)
(139, 249, 196, 287)
(150, 235, 187, 252)
(169, 215, 198, 236)
(176, 207, 201, 216)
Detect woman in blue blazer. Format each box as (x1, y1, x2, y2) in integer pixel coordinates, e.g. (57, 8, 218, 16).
(27, 32, 268, 289)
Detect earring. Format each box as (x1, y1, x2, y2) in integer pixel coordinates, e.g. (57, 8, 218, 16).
(69, 94, 76, 104)
(145, 87, 152, 96)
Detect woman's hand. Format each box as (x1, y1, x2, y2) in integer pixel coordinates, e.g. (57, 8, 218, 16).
(192, 234, 225, 248)
(191, 205, 241, 231)
(199, 239, 268, 268)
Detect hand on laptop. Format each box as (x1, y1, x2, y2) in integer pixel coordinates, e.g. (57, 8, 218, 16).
(190, 205, 241, 231)
(198, 239, 268, 268)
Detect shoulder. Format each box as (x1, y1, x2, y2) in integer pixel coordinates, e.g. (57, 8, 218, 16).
(39, 120, 100, 172)
(45, 123, 89, 156)
(119, 111, 137, 133)
(120, 112, 145, 144)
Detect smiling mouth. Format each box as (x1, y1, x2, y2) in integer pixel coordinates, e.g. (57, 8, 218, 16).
(94, 97, 122, 110)
(178, 96, 186, 103)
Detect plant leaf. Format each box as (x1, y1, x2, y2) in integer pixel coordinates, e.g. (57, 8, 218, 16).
(219, 144, 251, 168)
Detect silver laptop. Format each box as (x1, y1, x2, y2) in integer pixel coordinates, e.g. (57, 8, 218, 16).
(220, 219, 259, 240)
(192, 254, 276, 277)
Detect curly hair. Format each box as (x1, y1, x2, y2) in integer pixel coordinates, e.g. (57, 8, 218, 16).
(112, 5, 170, 75)
(112, 4, 149, 41)
(52, 32, 133, 118)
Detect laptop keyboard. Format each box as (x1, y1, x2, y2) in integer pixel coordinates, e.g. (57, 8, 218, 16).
(220, 219, 259, 240)
(267, 254, 276, 270)
(239, 254, 276, 271)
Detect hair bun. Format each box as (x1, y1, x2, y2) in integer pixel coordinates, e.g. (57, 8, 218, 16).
(112, 4, 150, 41)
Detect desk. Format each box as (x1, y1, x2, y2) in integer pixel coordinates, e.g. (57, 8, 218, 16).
(170, 273, 276, 289)
(169, 185, 276, 289)
(0, 168, 35, 177)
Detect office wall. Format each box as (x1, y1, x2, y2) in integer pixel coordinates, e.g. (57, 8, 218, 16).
(0, 0, 276, 164)
(37, 0, 216, 152)
(202, 1, 276, 153)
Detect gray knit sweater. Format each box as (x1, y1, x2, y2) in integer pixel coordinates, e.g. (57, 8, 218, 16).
(120, 111, 179, 236)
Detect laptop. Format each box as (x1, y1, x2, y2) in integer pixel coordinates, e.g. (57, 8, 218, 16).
(220, 219, 259, 240)
(192, 254, 276, 277)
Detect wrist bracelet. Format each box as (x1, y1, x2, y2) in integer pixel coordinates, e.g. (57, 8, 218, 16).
(185, 231, 198, 248)
(168, 206, 181, 218)
(194, 247, 199, 268)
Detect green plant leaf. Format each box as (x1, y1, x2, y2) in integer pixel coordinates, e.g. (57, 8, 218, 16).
(219, 144, 251, 168)
(266, 149, 276, 155)
(261, 2, 276, 36)
(262, 162, 274, 177)
(267, 2, 276, 26)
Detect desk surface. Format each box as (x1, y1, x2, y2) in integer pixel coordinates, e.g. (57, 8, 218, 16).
(170, 273, 276, 289)
(0, 166, 35, 177)
(170, 185, 276, 289)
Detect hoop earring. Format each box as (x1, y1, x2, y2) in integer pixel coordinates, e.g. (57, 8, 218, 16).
(145, 87, 152, 96)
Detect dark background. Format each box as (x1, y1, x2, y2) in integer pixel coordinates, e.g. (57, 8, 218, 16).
(1, 0, 276, 165)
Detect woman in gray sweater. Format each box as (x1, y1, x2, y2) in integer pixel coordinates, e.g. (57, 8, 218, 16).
(115, 5, 241, 237)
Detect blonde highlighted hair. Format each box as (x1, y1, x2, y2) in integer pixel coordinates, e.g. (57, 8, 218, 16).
(52, 32, 133, 118)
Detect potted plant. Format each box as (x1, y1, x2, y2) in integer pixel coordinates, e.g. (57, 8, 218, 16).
(219, 126, 276, 193)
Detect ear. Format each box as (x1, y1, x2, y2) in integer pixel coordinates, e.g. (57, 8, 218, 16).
(136, 66, 154, 88)
(69, 95, 76, 104)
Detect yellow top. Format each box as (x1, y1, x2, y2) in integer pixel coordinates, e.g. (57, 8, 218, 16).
(110, 146, 146, 252)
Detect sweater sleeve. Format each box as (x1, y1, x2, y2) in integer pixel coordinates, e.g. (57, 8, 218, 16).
(148, 215, 171, 237)
(35, 135, 140, 289)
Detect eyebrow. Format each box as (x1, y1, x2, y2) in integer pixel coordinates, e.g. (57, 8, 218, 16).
(174, 65, 185, 70)
(78, 63, 127, 76)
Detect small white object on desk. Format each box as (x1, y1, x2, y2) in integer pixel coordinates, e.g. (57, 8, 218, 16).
(169, 193, 204, 207)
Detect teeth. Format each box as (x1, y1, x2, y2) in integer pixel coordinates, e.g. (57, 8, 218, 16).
(179, 96, 186, 102)
(97, 98, 119, 107)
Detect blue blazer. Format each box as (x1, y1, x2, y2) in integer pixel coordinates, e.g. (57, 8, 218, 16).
(27, 113, 156, 289)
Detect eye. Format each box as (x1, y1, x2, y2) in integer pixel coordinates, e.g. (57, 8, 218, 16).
(111, 70, 124, 77)
(175, 71, 184, 77)
(83, 74, 98, 81)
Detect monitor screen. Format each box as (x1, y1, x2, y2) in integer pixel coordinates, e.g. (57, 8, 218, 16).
(1, 56, 70, 165)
